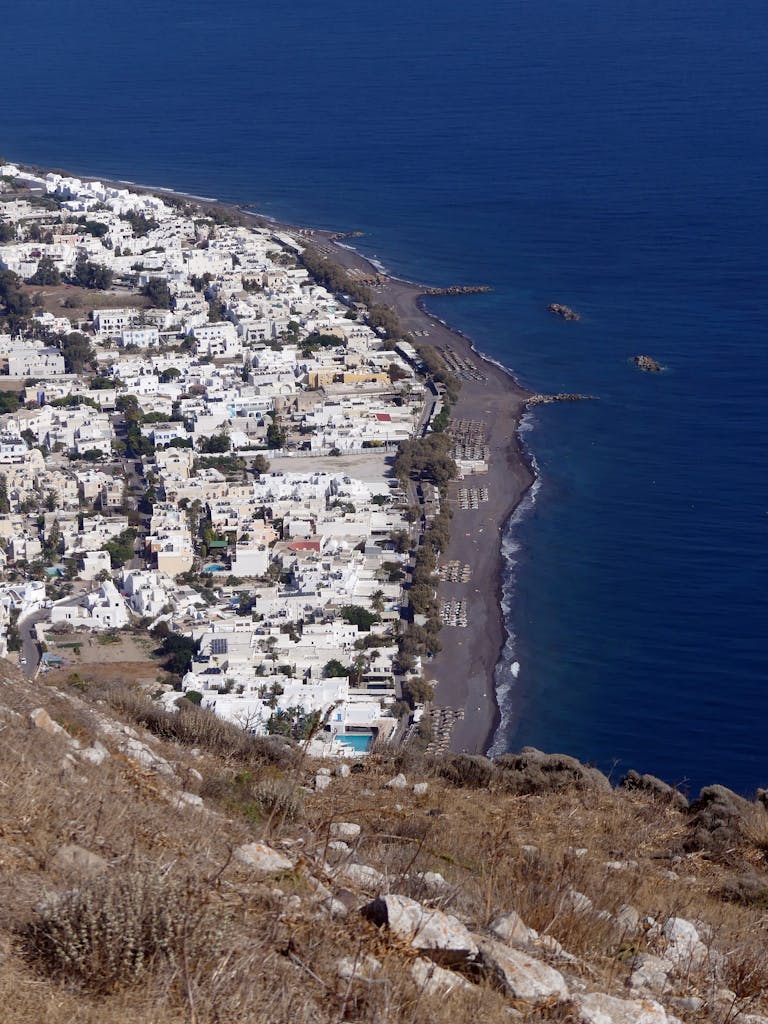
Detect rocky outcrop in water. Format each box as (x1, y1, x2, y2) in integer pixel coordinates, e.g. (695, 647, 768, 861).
(423, 285, 493, 296)
(634, 354, 662, 372)
(548, 302, 580, 320)
(527, 393, 596, 405)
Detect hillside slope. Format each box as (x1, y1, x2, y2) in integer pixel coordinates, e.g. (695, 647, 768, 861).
(1, 660, 768, 1024)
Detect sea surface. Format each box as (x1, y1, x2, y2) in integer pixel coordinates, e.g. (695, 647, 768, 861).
(3, 0, 767, 794)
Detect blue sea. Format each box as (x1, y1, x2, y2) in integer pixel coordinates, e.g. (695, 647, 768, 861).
(4, 0, 767, 795)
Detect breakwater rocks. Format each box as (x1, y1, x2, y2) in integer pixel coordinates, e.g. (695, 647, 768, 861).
(528, 392, 596, 406)
(634, 354, 662, 372)
(422, 285, 493, 296)
(548, 302, 580, 320)
(329, 230, 365, 241)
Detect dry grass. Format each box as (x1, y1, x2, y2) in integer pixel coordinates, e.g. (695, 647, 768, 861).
(2, 668, 768, 1022)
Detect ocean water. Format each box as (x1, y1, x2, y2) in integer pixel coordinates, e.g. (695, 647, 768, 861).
(3, 0, 767, 794)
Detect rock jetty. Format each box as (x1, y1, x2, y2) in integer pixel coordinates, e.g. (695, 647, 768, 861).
(634, 354, 662, 372)
(548, 302, 580, 320)
(527, 393, 596, 406)
(423, 285, 492, 296)
(329, 230, 365, 241)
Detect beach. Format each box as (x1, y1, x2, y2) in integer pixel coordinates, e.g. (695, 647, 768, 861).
(307, 233, 535, 754)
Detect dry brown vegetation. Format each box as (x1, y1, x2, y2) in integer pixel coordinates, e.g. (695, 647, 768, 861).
(1, 661, 768, 1023)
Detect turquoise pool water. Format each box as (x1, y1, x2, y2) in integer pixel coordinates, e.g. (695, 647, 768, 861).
(338, 733, 374, 753)
(203, 564, 226, 573)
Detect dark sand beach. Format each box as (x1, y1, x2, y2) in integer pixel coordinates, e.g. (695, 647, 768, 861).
(311, 234, 535, 754)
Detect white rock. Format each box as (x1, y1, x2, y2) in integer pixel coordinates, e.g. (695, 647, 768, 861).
(336, 954, 381, 981)
(328, 840, 350, 856)
(314, 773, 332, 791)
(489, 909, 538, 949)
(410, 957, 472, 996)
(575, 992, 672, 1024)
(364, 894, 478, 965)
(614, 904, 640, 935)
(413, 782, 429, 796)
(660, 917, 707, 967)
(234, 842, 293, 873)
(50, 843, 108, 874)
(603, 860, 638, 871)
(668, 997, 705, 1013)
(330, 821, 361, 841)
(174, 791, 204, 809)
(476, 937, 569, 1001)
(537, 934, 577, 962)
(339, 862, 386, 891)
(415, 870, 449, 892)
(335, 763, 351, 778)
(562, 888, 593, 913)
(385, 773, 408, 790)
(629, 953, 674, 996)
(78, 740, 110, 766)
(316, 766, 332, 776)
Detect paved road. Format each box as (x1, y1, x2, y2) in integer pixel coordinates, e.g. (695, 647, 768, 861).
(18, 609, 50, 677)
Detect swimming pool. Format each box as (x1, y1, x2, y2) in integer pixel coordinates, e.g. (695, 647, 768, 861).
(337, 732, 374, 753)
(203, 564, 226, 573)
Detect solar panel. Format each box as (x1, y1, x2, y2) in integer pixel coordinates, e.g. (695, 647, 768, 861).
(211, 638, 228, 656)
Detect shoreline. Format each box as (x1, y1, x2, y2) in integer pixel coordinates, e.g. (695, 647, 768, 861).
(8, 160, 538, 755)
(306, 230, 536, 754)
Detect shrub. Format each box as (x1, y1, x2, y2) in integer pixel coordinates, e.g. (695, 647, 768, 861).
(21, 871, 217, 992)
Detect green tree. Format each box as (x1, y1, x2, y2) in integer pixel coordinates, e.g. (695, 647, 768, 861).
(199, 433, 231, 454)
(71, 255, 113, 290)
(323, 658, 349, 678)
(140, 277, 172, 309)
(27, 255, 61, 286)
(339, 604, 379, 632)
(59, 331, 96, 374)
(266, 422, 286, 449)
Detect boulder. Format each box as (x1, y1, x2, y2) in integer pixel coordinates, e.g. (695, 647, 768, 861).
(78, 740, 110, 766)
(629, 953, 674, 995)
(413, 782, 429, 797)
(658, 916, 707, 968)
(494, 747, 611, 795)
(336, 954, 381, 981)
(339, 862, 386, 891)
(613, 904, 641, 936)
(363, 894, 478, 965)
(30, 707, 66, 738)
(476, 937, 568, 1001)
(315, 774, 332, 791)
(49, 843, 108, 875)
(384, 773, 408, 790)
(633, 355, 662, 373)
(575, 993, 673, 1024)
(562, 888, 593, 914)
(234, 842, 293, 873)
(330, 821, 361, 841)
(410, 957, 472, 996)
(414, 870, 449, 893)
(489, 909, 538, 949)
